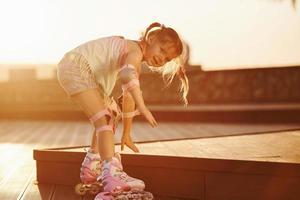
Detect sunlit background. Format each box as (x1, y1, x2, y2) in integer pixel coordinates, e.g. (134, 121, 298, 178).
(0, 0, 299, 70)
(0, 2, 300, 199)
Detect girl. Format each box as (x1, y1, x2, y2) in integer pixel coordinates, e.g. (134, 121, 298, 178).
(57, 22, 189, 199)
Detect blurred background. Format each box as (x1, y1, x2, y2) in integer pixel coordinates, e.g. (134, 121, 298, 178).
(0, 1, 300, 199)
(0, 0, 299, 69)
(0, 0, 299, 121)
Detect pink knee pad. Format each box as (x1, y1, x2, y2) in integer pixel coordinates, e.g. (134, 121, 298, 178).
(90, 109, 116, 135)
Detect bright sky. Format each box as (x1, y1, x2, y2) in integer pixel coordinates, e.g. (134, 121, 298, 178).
(0, 0, 299, 70)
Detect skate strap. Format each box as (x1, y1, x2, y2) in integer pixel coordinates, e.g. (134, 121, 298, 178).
(95, 125, 114, 133)
(89, 109, 111, 123)
(122, 79, 140, 92)
(122, 109, 140, 118)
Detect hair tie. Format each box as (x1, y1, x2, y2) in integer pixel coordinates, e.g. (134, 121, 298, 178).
(143, 22, 163, 42)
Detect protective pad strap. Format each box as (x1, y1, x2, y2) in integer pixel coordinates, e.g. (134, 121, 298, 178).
(122, 79, 140, 92)
(122, 109, 140, 118)
(95, 125, 114, 134)
(89, 109, 111, 123)
(118, 64, 136, 73)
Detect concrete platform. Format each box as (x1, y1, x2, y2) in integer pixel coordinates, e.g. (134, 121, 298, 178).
(1, 120, 300, 200)
(34, 130, 300, 200)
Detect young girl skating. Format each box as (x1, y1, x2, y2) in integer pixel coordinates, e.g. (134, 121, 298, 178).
(57, 22, 189, 199)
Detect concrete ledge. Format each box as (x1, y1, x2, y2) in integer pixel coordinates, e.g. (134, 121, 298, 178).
(34, 146, 300, 200)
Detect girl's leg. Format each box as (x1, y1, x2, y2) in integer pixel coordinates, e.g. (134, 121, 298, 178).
(71, 88, 115, 161)
(90, 129, 98, 153)
(71, 88, 145, 193)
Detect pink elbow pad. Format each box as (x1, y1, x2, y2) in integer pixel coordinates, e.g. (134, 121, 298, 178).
(121, 79, 140, 92)
(118, 64, 140, 92)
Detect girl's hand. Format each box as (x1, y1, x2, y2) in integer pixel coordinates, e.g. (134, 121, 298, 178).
(121, 135, 139, 153)
(139, 106, 158, 127)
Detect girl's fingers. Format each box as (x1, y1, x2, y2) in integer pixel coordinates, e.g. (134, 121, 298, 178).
(150, 117, 157, 127)
(128, 142, 139, 153)
(140, 108, 157, 127)
(152, 117, 157, 126)
(145, 113, 157, 127)
(121, 137, 140, 153)
(148, 119, 155, 127)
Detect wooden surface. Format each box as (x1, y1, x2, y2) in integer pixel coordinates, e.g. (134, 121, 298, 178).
(0, 120, 300, 199)
(48, 129, 300, 164)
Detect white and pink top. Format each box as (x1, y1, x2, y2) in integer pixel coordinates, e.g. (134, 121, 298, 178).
(70, 36, 129, 98)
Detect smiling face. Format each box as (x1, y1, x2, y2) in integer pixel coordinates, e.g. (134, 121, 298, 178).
(142, 30, 183, 67)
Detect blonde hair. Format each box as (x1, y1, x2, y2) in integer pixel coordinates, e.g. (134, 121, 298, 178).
(141, 22, 189, 106)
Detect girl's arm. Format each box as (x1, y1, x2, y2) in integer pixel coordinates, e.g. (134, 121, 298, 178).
(119, 50, 157, 127)
(121, 91, 139, 152)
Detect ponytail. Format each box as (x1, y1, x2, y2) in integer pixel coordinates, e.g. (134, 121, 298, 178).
(177, 66, 189, 106)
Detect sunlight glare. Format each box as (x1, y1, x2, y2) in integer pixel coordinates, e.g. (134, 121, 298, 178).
(0, 0, 299, 70)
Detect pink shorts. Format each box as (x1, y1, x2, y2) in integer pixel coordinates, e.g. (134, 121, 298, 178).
(57, 52, 99, 96)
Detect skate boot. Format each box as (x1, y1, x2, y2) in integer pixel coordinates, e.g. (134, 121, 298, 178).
(75, 150, 102, 195)
(94, 153, 153, 200)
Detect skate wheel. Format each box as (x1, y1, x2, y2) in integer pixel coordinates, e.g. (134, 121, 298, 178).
(143, 191, 154, 200)
(89, 183, 102, 195)
(75, 183, 87, 195)
(113, 190, 154, 200)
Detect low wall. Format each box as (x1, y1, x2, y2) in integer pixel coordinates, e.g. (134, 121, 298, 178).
(0, 65, 299, 120)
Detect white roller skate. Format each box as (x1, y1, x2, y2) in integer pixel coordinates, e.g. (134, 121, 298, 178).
(75, 150, 102, 195)
(94, 153, 153, 200)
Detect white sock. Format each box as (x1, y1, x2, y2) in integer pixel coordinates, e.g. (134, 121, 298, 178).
(87, 149, 100, 159)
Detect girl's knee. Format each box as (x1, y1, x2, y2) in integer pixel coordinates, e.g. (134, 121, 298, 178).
(90, 109, 114, 136)
(93, 115, 110, 127)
